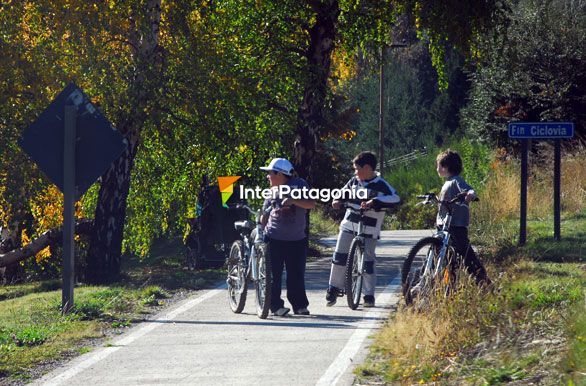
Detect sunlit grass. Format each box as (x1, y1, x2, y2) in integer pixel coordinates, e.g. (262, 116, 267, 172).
(360, 150, 586, 384)
(357, 259, 586, 384)
(0, 237, 223, 381)
(0, 286, 151, 379)
(565, 306, 586, 384)
(309, 207, 339, 238)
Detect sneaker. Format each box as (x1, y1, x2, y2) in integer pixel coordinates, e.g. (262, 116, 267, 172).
(326, 286, 341, 306)
(363, 295, 375, 307)
(294, 307, 310, 315)
(272, 307, 290, 316)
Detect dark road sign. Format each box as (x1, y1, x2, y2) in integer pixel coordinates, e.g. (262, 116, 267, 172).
(19, 83, 127, 200)
(508, 122, 574, 139)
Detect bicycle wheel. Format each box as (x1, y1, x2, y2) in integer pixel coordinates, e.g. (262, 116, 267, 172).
(402, 237, 442, 306)
(227, 241, 247, 313)
(345, 238, 364, 310)
(254, 243, 272, 319)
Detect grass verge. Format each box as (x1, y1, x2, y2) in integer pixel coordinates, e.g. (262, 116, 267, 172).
(0, 237, 224, 383)
(356, 213, 586, 385)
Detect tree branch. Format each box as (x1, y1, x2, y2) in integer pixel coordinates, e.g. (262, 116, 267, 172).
(0, 220, 93, 268)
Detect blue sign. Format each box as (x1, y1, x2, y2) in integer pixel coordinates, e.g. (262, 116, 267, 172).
(508, 122, 574, 139)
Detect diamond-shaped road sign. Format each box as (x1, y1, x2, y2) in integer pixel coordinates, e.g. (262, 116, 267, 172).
(18, 83, 127, 200)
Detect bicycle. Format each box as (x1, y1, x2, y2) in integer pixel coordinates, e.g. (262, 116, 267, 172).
(401, 191, 478, 308)
(226, 203, 272, 319)
(339, 200, 396, 310)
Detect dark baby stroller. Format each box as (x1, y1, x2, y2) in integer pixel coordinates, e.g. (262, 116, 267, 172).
(185, 175, 249, 269)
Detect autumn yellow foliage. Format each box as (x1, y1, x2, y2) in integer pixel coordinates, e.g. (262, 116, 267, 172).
(22, 185, 86, 263)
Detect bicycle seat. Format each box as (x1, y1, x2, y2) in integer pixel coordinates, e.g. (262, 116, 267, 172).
(234, 220, 254, 231)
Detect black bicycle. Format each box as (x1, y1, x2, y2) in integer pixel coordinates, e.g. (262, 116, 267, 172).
(339, 200, 396, 310)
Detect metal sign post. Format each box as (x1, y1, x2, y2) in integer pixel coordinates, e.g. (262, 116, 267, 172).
(554, 139, 561, 240)
(520, 139, 528, 245)
(62, 104, 76, 314)
(508, 122, 574, 246)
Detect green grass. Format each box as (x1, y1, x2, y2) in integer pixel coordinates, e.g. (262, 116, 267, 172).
(309, 207, 339, 238)
(523, 212, 586, 261)
(0, 279, 61, 301)
(507, 263, 584, 309)
(0, 237, 224, 381)
(460, 353, 540, 385)
(565, 306, 586, 384)
(0, 284, 184, 379)
(0, 287, 122, 380)
(356, 212, 586, 385)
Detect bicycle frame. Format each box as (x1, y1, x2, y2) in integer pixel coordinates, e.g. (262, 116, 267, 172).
(343, 204, 368, 268)
(420, 211, 452, 287)
(409, 191, 473, 300)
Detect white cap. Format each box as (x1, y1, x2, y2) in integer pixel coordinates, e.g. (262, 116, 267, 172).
(259, 158, 294, 176)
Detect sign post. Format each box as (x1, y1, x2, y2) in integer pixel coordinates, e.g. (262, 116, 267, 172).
(554, 139, 561, 240)
(520, 139, 528, 245)
(62, 104, 76, 313)
(508, 122, 574, 246)
(19, 83, 127, 313)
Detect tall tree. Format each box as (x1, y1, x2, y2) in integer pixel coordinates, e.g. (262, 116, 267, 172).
(87, 0, 163, 283)
(293, 0, 340, 182)
(293, 0, 504, 182)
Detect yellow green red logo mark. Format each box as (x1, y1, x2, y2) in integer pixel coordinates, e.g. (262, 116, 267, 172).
(218, 176, 241, 207)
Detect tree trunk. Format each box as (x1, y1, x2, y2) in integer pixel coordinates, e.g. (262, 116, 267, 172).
(0, 222, 22, 284)
(86, 136, 138, 283)
(293, 0, 340, 184)
(86, 0, 162, 284)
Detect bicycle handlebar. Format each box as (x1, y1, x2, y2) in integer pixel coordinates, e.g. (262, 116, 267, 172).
(339, 199, 398, 211)
(416, 191, 479, 206)
(235, 202, 279, 216)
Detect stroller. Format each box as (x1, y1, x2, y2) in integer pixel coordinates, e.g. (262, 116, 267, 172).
(184, 175, 249, 269)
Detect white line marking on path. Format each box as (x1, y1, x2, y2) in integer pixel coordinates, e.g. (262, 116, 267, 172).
(37, 285, 225, 386)
(315, 274, 401, 386)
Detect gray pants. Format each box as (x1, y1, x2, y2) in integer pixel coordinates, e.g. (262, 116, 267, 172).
(328, 230, 377, 296)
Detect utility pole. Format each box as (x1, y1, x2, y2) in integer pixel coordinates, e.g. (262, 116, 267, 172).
(379, 41, 408, 176)
(378, 46, 386, 175)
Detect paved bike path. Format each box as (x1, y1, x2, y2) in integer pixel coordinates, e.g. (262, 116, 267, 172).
(32, 230, 430, 386)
